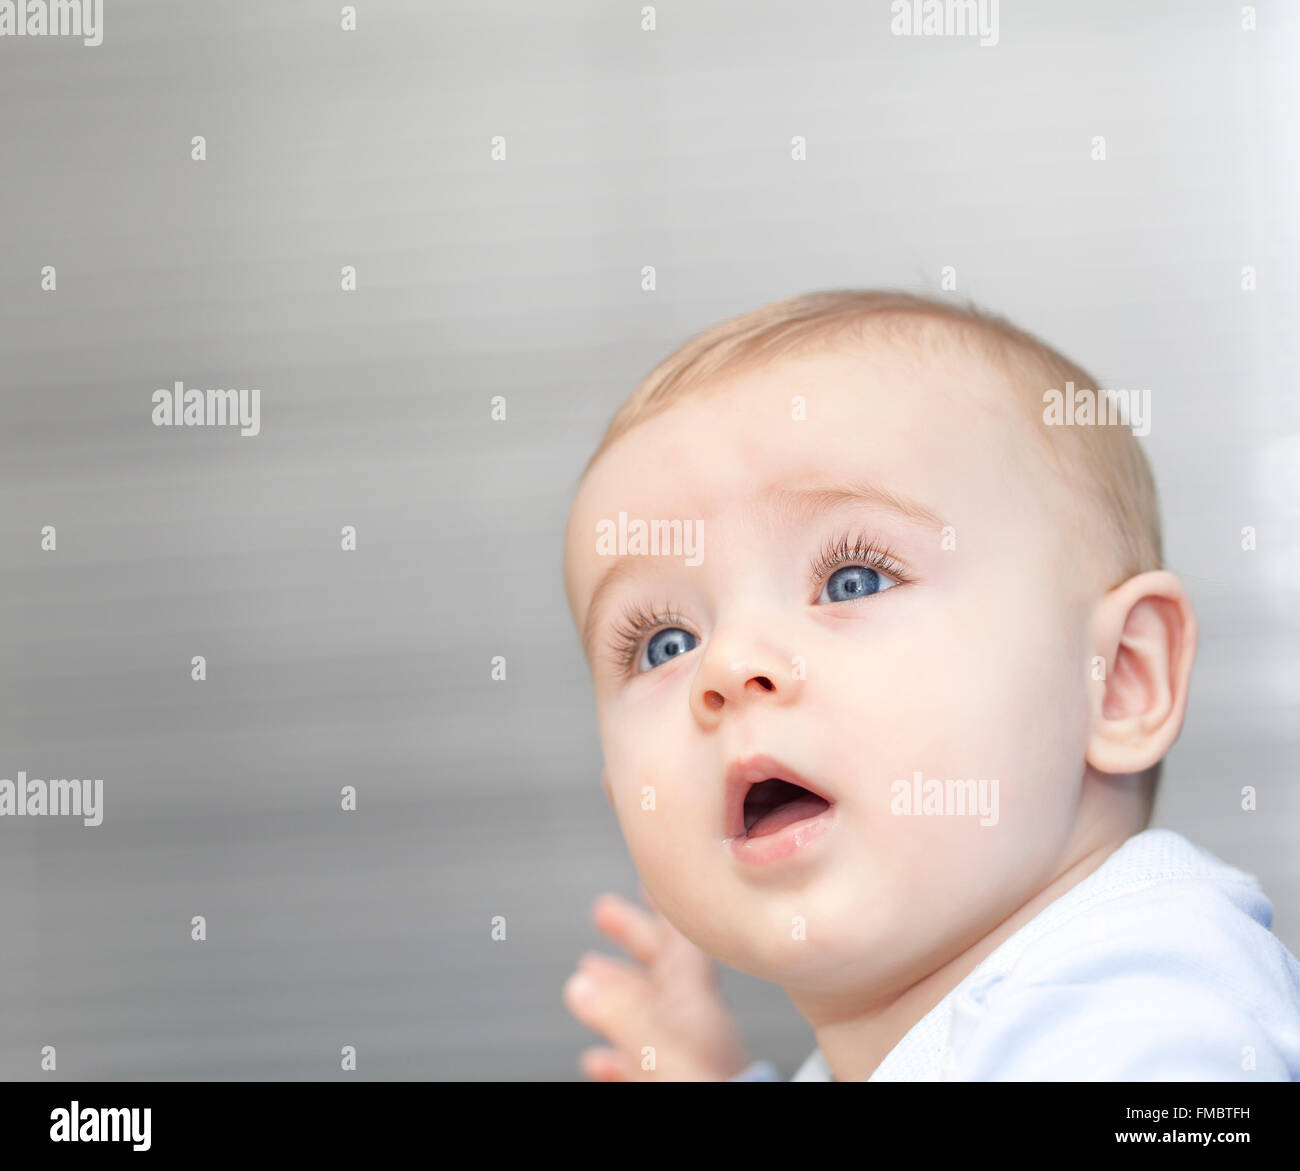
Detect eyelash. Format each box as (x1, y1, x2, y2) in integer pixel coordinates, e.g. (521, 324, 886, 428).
(603, 531, 913, 676)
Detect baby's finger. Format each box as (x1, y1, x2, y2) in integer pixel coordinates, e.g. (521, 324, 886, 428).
(591, 892, 664, 968)
(562, 952, 655, 1054)
(638, 884, 704, 963)
(630, 890, 715, 982)
(657, 919, 718, 983)
(578, 1046, 636, 1082)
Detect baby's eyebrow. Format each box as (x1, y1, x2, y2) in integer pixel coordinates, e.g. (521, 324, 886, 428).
(763, 478, 944, 531)
(579, 476, 943, 660)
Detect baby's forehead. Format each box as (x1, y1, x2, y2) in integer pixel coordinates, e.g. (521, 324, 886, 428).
(563, 342, 1048, 585)
(563, 313, 1149, 635)
(583, 343, 1028, 499)
(690, 337, 1018, 440)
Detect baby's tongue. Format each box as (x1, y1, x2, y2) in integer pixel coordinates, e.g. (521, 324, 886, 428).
(746, 793, 827, 838)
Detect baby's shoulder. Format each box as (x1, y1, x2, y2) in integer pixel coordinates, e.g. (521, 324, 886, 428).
(946, 847, 1300, 1076)
(947, 858, 1300, 1079)
(1014, 871, 1288, 989)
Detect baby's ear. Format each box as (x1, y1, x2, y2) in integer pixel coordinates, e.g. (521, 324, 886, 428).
(1086, 570, 1197, 775)
(601, 769, 613, 808)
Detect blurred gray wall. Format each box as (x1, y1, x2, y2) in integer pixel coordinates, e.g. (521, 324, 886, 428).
(0, 0, 1296, 1079)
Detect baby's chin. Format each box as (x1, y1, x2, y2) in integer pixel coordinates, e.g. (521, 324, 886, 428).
(716, 929, 911, 997)
(665, 886, 909, 991)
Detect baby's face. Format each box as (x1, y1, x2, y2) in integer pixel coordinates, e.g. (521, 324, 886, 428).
(564, 340, 1102, 998)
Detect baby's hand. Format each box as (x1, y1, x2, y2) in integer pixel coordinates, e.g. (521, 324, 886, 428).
(563, 886, 752, 1081)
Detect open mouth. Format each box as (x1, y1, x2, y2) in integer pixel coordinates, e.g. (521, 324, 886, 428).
(742, 778, 832, 839)
(725, 755, 838, 865)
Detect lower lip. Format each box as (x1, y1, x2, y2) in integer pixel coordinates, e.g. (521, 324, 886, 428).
(729, 804, 838, 866)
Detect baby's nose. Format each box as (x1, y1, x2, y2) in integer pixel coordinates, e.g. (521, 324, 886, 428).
(690, 647, 802, 726)
(701, 669, 776, 710)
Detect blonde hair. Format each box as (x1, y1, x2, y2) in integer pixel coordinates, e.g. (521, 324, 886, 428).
(580, 288, 1165, 804)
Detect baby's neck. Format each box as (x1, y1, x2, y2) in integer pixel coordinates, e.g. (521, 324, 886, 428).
(789, 833, 1129, 1081)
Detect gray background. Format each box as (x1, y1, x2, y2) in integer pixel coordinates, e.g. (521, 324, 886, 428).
(0, 0, 1296, 1079)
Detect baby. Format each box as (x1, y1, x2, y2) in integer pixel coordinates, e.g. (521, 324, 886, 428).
(559, 289, 1300, 1081)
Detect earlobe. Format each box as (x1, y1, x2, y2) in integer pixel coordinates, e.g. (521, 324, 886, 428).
(1085, 571, 1197, 775)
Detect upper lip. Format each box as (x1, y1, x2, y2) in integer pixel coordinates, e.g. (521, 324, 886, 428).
(723, 753, 836, 839)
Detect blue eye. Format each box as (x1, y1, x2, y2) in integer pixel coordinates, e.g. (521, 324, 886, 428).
(607, 605, 698, 677)
(643, 627, 698, 671)
(818, 564, 899, 604)
(605, 534, 911, 680)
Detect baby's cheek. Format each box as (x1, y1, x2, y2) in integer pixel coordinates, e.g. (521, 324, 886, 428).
(608, 769, 697, 871)
(837, 696, 1059, 930)
(606, 766, 737, 948)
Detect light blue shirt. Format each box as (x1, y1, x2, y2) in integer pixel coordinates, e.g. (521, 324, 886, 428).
(732, 828, 1300, 1081)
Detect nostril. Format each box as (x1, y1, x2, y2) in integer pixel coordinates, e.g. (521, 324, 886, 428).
(701, 677, 775, 710)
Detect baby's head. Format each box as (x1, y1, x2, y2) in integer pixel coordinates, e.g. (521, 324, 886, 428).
(562, 290, 1196, 1001)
